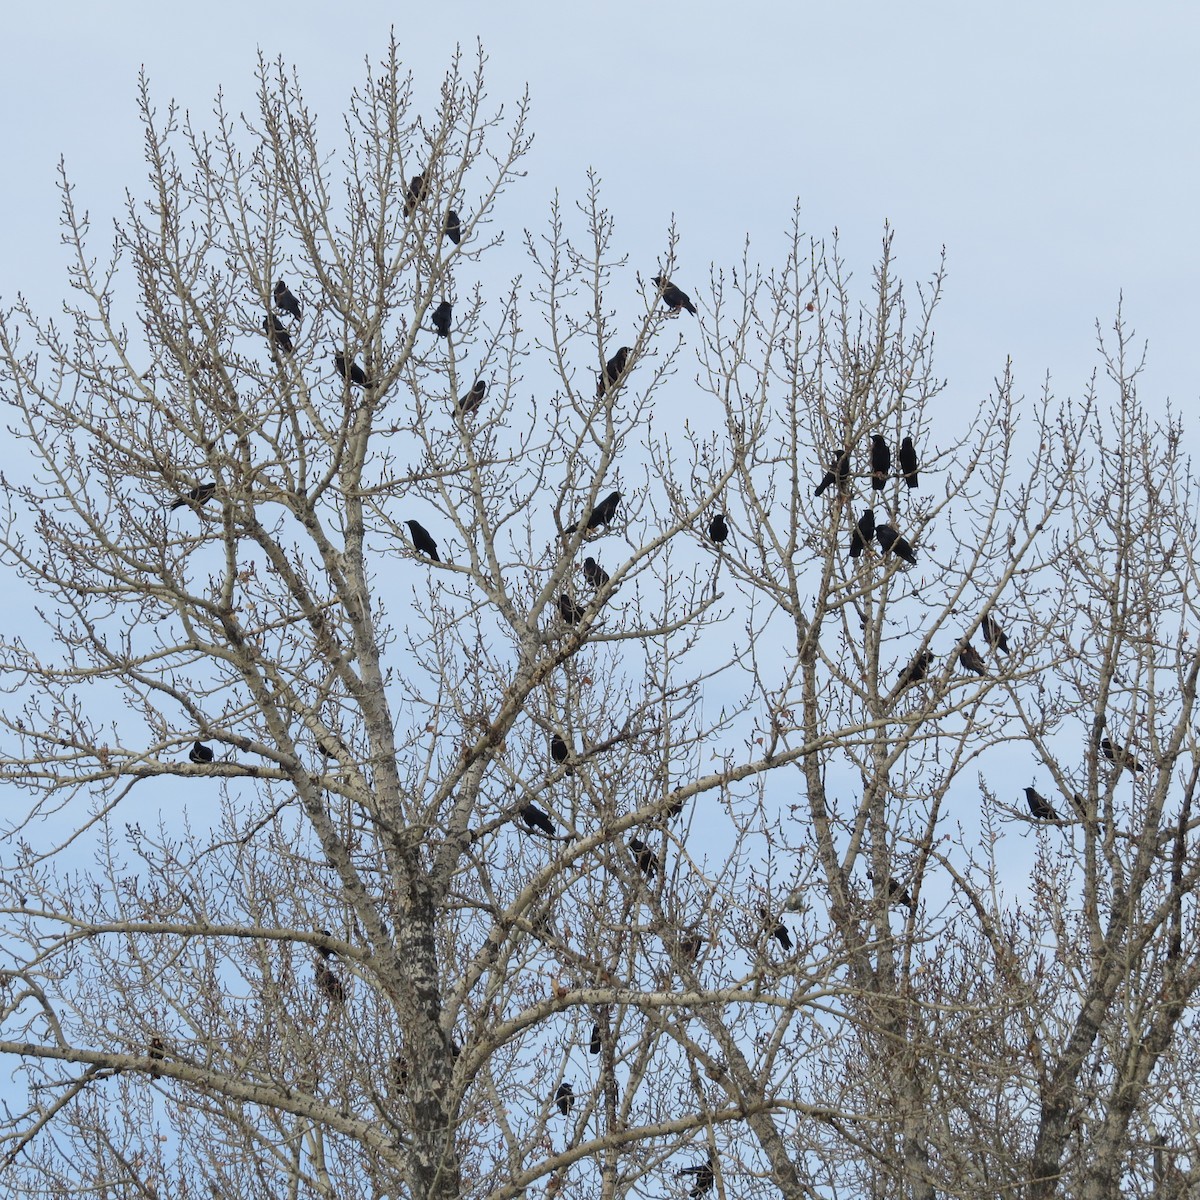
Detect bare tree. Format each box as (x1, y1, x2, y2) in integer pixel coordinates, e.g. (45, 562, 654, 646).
(0, 40, 1198, 1200)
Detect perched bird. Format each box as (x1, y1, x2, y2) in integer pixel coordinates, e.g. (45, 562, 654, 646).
(315, 949, 346, 1006)
(867, 870, 915, 909)
(520, 803, 555, 836)
(849, 507, 876, 559)
(582, 556, 610, 588)
(444, 209, 462, 244)
(169, 482, 217, 511)
(564, 490, 622, 535)
(899, 436, 919, 489)
(896, 649, 934, 690)
(875, 523, 917, 565)
(677, 1155, 715, 1198)
(405, 520, 441, 562)
(148, 1035, 165, 1079)
(981, 612, 1010, 653)
(597, 347, 632, 396)
(431, 300, 453, 337)
(405, 172, 427, 215)
(870, 435, 891, 491)
(589, 1022, 601, 1055)
(651, 275, 697, 316)
(814, 451, 851, 498)
(189, 740, 214, 764)
(558, 593, 586, 625)
(677, 931, 703, 962)
(262, 313, 293, 355)
(459, 378, 486, 415)
(555, 1082, 575, 1116)
(761, 906, 792, 952)
(958, 643, 987, 676)
(1025, 786, 1058, 821)
(273, 280, 302, 321)
(1100, 736, 1143, 774)
(334, 352, 373, 388)
(662, 795, 686, 821)
(629, 837, 657, 878)
(708, 512, 728, 544)
(550, 734, 575, 775)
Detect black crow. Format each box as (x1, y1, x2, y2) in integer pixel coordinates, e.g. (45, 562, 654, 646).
(651, 275, 697, 316)
(761, 906, 792, 951)
(564, 490, 622, 535)
(814, 451, 851, 497)
(708, 512, 728, 544)
(900, 436, 919, 488)
(405, 520, 441, 562)
(555, 1082, 575, 1116)
(583, 556, 609, 588)
(896, 649, 933, 690)
(550, 734, 575, 775)
(262, 313, 293, 355)
(273, 280, 301, 321)
(521, 803, 555, 836)
(432, 300, 453, 337)
(678, 931, 703, 961)
(875, 523, 917, 565)
(459, 378, 486, 415)
(663, 795, 686, 821)
(870, 435, 891, 491)
(677, 1155, 715, 1198)
(850, 507, 876, 558)
(334, 352, 373, 388)
(597, 347, 632, 395)
(148, 1036, 165, 1078)
(315, 950, 346, 1005)
(981, 612, 1010, 653)
(589, 1022, 601, 1054)
(959, 643, 987, 676)
(629, 837, 657, 878)
(169, 482, 216, 511)
(444, 209, 461, 244)
(867, 870, 914, 909)
(1100, 736, 1143, 774)
(558, 593, 585, 625)
(405, 172, 427, 215)
(189, 740, 214, 764)
(1025, 786, 1058, 821)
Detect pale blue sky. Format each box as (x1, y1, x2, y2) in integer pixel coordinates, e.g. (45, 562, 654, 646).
(2, 2, 1196, 409)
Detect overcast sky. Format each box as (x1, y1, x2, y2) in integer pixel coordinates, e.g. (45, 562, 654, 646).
(3, 1, 1196, 411)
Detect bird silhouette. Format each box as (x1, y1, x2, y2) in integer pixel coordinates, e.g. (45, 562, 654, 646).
(1100, 735, 1143, 774)
(761, 906, 792, 951)
(815, 451, 851, 497)
(629, 837, 657, 878)
(867, 870, 914, 908)
(334, 352, 372, 388)
(405, 520, 441, 562)
(677, 1154, 715, 1198)
(875, 523, 917, 565)
(555, 1082, 575, 1116)
(652, 275, 697, 316)
(899, 436, 919, 488)
(589, 1022, 601, 1054)
(958, 643, 987, 676)
(273, 280, 302, 321)
(850, 507, 876, 558)
(315, 947, 346, 1006)
(405, 172, 427, 215)
(981, 612, 1010, 653)
(431, 300, 452, 337)
(870, 435, 891, 491)
(564, 490, 621, 536)
(444, 209, 461, 244)
(558, 593, 585, 625)
(708, 513, 728, 544)
(520, 803, 555, 836)
(262, 313, 293, 355)
(896, 649, 934, 690)
(550, 734, 575, 775)
(597, 347, 632, 396)
(459, 378, 486, 415)
(189, 741, 214, 764)
(169, 482, 216, 511)
(1025, 786, 1058, 821)
(582, 557, 610, 588)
